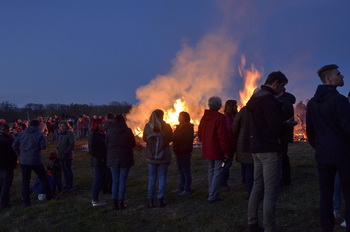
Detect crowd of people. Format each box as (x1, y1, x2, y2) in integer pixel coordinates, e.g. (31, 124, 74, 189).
(0, 64, 349, 232)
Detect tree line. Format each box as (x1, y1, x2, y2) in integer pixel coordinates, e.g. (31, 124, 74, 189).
(0, 101, 132, 122)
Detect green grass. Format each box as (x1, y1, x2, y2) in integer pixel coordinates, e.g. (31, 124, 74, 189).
(0, 141, 346, 232)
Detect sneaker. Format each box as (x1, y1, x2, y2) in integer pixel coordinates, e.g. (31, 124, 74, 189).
(340, 220, 346, 228)
(178, 191, 191, 197)
(92, 200, 107, 207)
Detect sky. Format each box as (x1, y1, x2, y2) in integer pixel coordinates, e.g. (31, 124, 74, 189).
(1, 0, 350, 107)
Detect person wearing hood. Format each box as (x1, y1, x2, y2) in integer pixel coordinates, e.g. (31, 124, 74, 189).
(106, 115, 136, 210)
(244, 71, 288, 232)
(57, 121, 75, 191)
(12, 119, 52, 207)
(173, 111, 194, 197)
(306, 64, 350, 232)
(198, 96, 231, 203)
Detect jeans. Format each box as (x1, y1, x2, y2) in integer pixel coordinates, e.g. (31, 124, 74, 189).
(207, 160, 224, 201)
(110, 167, 130, 200)
(176, 154, 192, 192)
(222, 157, 233, 187)
(147, 163, 169, 199)
(248, 152, 281, 232)
(317, 163, 350, 232)
(92, 166, 107, 201)
(333, 172, 342, 213)
(0, 169, 14, 208)
(21, 164, 52, 205)
(60, 160, 73, 188)
(241, 163, 254, 198)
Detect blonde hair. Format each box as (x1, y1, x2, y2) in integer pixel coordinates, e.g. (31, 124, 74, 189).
(149, 109, 163, 132)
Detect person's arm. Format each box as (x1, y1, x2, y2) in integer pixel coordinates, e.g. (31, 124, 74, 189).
(217, 116, 231, 158)
(306, 102, 316, 148)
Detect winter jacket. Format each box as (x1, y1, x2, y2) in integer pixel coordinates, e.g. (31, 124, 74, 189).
(306, 85, 350, 164)
(12, 126, 46, 165)
(173, 122, 194, 156)
(278, 91, 296, 143)
(0, 133, 17, 170)
(47, 158, 62, 179)
(106, 122, 136, 168)
(57, 131, 75, 160)
(143, 121, 173, 164)
(198, 109, 231, 160)
(224, 113, 238, 154)
(233, 107, 253, 164)
(89, 131, 107, 167)
(243, 85, 284, 153)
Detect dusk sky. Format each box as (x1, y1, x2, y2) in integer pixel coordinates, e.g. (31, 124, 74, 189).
(1, 1, 350, 107)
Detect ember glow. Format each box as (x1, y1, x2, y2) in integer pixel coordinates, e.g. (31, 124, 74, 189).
(238, 56, 262, 108)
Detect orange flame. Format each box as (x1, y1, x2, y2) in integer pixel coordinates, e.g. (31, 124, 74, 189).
(238, 56, 261, 108)
(163, 99, 188, 128)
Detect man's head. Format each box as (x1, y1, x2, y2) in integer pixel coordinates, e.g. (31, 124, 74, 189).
(208, 96, 222, 111)
(264, 71, 288, 95)
(317, 64, 344, 87)
(29, 119, 40, 127)
(0, 124, 9, 134)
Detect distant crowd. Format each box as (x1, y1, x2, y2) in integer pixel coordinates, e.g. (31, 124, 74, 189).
(0, 64, 349, 232)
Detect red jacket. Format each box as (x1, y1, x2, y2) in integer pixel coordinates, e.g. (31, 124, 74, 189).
(198, 110, 231, 160)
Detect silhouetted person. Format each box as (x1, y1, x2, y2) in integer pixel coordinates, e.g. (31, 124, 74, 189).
(307, 64, 350, 232)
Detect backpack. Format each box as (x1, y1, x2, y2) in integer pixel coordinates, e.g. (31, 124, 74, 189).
(146, 132, 166, 160)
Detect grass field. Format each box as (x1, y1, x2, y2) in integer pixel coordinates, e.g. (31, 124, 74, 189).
(0, 141, 346, 232)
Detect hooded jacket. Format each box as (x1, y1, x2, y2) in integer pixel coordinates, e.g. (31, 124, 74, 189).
(243, 85, 284, 153)
(89, 131, 107, 167)
(12, 126, 46, 165)
(233, 107, 253, 164)
(173, 122, 194, 155)
(198, 109, 231, 160)
(306, 85, 350, 164)
(57, 131, 75, 160)
(106, 122, 136, 168)
(143, 121, 173, 164)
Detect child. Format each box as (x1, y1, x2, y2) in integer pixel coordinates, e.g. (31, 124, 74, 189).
(47, 152, 62, 199)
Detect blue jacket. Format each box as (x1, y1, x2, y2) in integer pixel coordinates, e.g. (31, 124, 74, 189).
(306, 85, 350, 164)
(12, 126, 46, 165)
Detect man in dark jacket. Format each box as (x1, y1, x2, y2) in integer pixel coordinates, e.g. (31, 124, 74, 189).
(12, 119, 52, 207)
(198, 96, 231, 203)
(306, 64, 350, 232)
(277, 89, 297, 186)
(244, 71, 288, 232)
(0, 124, 17, 208)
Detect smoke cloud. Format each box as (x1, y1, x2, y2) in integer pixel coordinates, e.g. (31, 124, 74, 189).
(127, 33, 237, 132)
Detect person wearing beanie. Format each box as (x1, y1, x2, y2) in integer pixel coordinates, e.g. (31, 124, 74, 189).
(46, 152, 62, 199)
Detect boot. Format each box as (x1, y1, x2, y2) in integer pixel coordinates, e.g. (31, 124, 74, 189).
(119, 200, 127, 210)
(148, 198, 155, 208)
(159, 198, 167, 208)
(113, 199, 119, 210)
